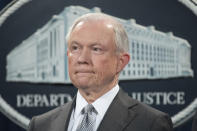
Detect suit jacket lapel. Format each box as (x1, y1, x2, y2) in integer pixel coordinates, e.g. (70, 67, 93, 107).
(64, 96, 76, 130)
(97, 89, 138, 131)
(51, 96, 76, 131)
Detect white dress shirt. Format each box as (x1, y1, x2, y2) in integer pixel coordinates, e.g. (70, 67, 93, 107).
(67, 85, 120, 131)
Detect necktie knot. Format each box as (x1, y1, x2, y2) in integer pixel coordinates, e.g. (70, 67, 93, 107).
(81, 104, 97, 115)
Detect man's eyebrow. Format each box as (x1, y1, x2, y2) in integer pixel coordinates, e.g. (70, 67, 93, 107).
(91, 42, 102, 46)
(70, 41, 80, 45)
(69, 41, 104, 47)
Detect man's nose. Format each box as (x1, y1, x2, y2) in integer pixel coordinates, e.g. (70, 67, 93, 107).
(77, 48, 91, 64)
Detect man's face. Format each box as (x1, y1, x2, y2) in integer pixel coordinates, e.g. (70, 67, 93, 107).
(67, 20, 121, 91)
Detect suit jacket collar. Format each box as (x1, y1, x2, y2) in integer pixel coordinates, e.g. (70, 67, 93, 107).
(97, 88, 138, 131)
(58, 96, 76, 131)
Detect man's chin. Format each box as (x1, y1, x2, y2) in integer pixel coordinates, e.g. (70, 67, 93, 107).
(73, 80, 92, 89)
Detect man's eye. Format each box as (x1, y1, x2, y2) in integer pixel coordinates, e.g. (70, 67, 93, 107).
(93, 47, 102, 51)
(71, 45, 78, 50)
(69, 45, 80, 53)
(92, 47, 104, 54)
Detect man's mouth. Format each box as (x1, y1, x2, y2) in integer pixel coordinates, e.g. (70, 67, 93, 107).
(75, 70, 95, 75)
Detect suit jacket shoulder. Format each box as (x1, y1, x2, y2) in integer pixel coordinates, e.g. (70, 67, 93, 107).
(131, 98, 173, 131)
(97, 88, 173, 131)
(27, 101, 73, 131)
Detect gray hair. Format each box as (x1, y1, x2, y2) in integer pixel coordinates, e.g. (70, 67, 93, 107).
(66, 13, 129, 53)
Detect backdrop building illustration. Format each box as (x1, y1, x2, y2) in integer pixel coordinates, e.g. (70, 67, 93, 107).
(6, 6, 194, 83)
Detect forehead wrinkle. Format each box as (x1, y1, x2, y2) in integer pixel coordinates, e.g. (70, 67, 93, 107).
(70, 38, 102, 48)
(70, 41, 80, 46)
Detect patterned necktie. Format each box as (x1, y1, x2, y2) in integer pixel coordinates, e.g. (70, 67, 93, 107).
(76, 104, 97, 131)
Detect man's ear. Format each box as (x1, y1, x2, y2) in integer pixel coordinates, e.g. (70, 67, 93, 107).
(116, 53, 130, 74)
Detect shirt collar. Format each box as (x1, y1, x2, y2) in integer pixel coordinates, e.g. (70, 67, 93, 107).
(92, 84, 119, 118)
(74, 85, 120, 119)
(74, 91, 88, 119)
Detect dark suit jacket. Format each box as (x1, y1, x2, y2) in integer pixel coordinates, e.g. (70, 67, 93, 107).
(27, 89, 173, 131)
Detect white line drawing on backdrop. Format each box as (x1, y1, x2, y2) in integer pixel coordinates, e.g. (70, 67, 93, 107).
(6, 6, 194, 84)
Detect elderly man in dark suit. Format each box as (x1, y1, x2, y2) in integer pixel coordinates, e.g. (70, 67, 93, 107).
(27, 13, 173, 131)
